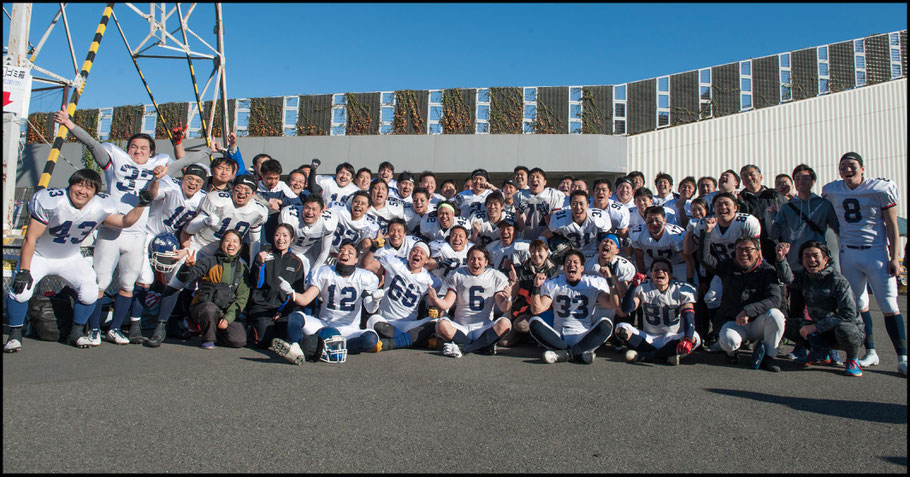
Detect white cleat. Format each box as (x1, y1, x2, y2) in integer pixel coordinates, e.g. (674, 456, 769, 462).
(858, 350, 879, 367)
(3, 339, 22, 353)
(270, 338, 305, 365)
(442, 343, 464, 358)
(105, 329, 130, 345)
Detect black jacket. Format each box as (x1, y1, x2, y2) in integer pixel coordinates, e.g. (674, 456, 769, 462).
(247, 249, 307, 316)
(698, 235, 782, 323)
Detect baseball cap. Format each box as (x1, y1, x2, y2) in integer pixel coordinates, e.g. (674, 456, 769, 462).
(183, 164, 208, 180)
(234, 174, 257, 192)
(840, 152, 863, 167)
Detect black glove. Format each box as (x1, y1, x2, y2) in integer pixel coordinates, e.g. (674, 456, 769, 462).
(137, 189, 154, 207)
(311, 158, 321, 169)
(12, 269, 33, 295)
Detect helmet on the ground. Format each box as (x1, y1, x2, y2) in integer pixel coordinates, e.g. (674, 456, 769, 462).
(317, 327, 347, 363)
(148, 233, 182, 273)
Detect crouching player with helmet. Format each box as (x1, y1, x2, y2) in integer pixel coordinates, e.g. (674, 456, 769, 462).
(174, 230, 251, 349)
(425, 245, 514, 358)
(362, 241, 441, 351)
(4, 169, 150, 352)
(270, 240, 381, 364)
(528, 250, 618, 364)
(775, 241, 865, 376)
(614, 257, 700, 365)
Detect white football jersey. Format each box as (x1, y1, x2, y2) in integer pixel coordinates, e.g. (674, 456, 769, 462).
(593, 201, 631, 231)
(469, 209, 515, 247)
(453, 189, 492, 218)
(280, 205, 338, 256)
(419, 212, 470, 242)
(330, 205, 380, 253)
(485, 239, 531, 271)
(316, 175, 360, 205)
(310, 265, 379, 327)
(631, 223, 686, 269)
(514, 187, 564, 239)
(29, 188, 119, 259)
(548, 208, 612, 258)
(541, 274, 611, 334)
(373, 234, 421, 261)
(100, 143, 172, 234)
(635, 280, 696, 336)
(146, 179, 207, 237)
(378, 255, 440, 321)
(190, 189, 268, 255)
(430, 241, 472, 281)
(444, 267, 510, 326)
(822, 178, 899, 248)
(584, 254, 636, 282)
(628, 206, 679, 230)
(366, 196, 406, 234)
(693, 213, 761, 261)
(404, 207, 430, 236)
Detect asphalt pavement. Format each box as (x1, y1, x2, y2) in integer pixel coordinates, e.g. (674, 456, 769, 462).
(3, 296, 907, 473)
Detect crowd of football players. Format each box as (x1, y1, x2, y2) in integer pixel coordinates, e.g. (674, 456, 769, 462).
(3, 106, 906, 378)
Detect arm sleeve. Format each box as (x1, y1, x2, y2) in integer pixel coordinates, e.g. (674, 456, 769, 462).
(165, 146, 212, 176)
(311, 233, 334, 271)
(68, 123, 111, 169)
(620, 284, 638, 314)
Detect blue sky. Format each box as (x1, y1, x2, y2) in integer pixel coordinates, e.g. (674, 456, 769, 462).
(7, 3, 907, 112)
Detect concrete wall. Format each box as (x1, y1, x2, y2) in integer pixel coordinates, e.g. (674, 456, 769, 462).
(17, 133, 628, 190)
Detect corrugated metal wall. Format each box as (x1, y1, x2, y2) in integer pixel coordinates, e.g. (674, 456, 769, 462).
(627, 79, 907, 218)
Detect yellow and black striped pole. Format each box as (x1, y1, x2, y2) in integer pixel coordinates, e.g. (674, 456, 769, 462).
(111, 10, 173, 141)
(37, 3, 115, 190)
(175, 3, 213, 159)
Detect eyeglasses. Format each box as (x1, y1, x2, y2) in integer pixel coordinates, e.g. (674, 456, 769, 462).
(735, 247, 758, 253)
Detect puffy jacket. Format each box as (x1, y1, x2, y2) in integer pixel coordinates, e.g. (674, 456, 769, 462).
(775, 259, 861, 333)
(177, 249, 251, 324)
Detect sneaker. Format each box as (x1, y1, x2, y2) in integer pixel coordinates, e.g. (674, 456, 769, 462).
(270, 338, 304, 365)
(200, 341, 215, 350)
(898, 358, 908, 377)
(787, 346, 809, 361)
(442, 343, 463, 358)
(844, 359, 863, 377)
(858, 349, 879, 367)
(88, 329, 102, 347)
(579, 350, 596, 364)
(625, 349, 641, 363)
(828, 349, 843, 365)
(128, 320, 143, 344)
(750, 342, 766, 370)
(543, 350, 570, 364)
(726, 350, 740, 365)
(760, 355, 781, 372)
(69, 333, 93, 348)
(3, 339, 22, 353)
(105, 329, 130, 345)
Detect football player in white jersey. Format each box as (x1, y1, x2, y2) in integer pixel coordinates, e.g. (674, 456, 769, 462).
(330, 191, 380, 255)
(368, 218, 420, 263)
(418, 171, 448, 206)
(469, 191, 514, 247)
(56, 107, 180, 346)
(427, 225, 473, 282)
(630, 206, 692, 282)
(148, 175, 267, 345)
(5, 169, 150, 352)
(420, 202, 469, 242)
(590, 178, 631, 239)
(544, 190, 612, 260)
(390, 171, 415, 204)
(404, 188, 434, 236)
(528, 250, 619, 364)
(363, 242, 441, 351)
(377, 161, 398, 190)
(688, 193, 761, 262)
(270, 241, 383, 364)
(126, 164, 208, 345)
(585, 234, 637, 283)
(314, 162, 360, 205)
(612, 177, 636, 212)
(366, 179, 406, 234)
(822, 152, 905, 374)
(652, 172, 679, 208)
(427, 245, 514, 358)
(614, 257, 700, 365)
(485, 218, 531, 273)
(280, 193, 338, 278)
(628, 187, 678, 230)
(514, 167, 565, 240)
(453, 169, 493, 219)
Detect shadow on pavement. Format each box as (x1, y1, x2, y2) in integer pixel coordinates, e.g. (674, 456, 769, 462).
(706, 388, 908, 424)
